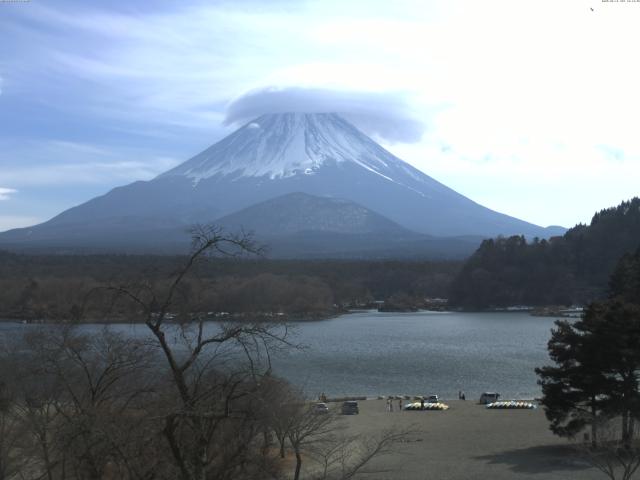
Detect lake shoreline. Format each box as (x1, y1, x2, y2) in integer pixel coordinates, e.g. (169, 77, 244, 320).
(0, 310, 346, 325)
(1, 305, 580, 325)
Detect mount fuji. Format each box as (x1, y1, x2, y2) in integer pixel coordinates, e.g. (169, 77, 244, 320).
(0, 112, 564, 257)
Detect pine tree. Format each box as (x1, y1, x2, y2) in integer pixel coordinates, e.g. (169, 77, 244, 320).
(537, 249, 640, 448)
(609, 247, 640, 304)
(582, 300, 640, 448)
(535, 319, 609, 446)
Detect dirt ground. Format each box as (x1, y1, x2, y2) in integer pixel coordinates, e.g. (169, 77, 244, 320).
(316, 399, 605, 480)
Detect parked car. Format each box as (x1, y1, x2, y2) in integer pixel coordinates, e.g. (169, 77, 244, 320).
(313, 402, 329, 414)
(341, 401, 359, 415)
(427, 395, 439, 403)
(479, 392, 501, 404)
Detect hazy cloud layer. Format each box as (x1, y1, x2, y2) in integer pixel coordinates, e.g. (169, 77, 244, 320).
(0, 188, 16, 201)
(0, 140, 181, 187)
(224, 87, 426, 143)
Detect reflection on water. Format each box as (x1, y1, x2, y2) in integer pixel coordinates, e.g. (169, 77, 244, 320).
(0, 311, 558, 400)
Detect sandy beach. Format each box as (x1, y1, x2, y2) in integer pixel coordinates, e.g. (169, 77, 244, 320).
(318, 399, 604, 480)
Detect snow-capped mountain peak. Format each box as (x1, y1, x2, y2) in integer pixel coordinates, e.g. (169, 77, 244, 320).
(160, 112, 408, 183)
(0, 110, 561, 253)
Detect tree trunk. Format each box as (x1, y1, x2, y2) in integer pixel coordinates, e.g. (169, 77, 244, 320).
(622, 410, 630, 449)
(163, 416, 192, 480)
(293, 448, 302, 480)
(591, 400, 598, 448)
(262, 430, 270, 456)
(279, 438, 286, 459)
(194, 444, 208, 480)
(41, 438, 54, 480)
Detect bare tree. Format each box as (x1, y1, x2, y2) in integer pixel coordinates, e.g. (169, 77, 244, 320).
(575, 417, 640, 480)
(0, 324, 163, 480)
(0, 225, 411, 480)
(0, 379, 29, 480)
(309, 428, 412, 480)
(13, 364, 64, 480)
(256, 375, 301, 459)
(286, 402, 338, 480)
(277, 387, 413, 480)
(106, 225, 292, 480)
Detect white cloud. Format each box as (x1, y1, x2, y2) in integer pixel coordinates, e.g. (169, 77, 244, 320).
(0, 162, 171, 187)
(3, 0, 640, 227)
(0, 140, 182, 187)
(0, 188, 16, 201)
(225, 86, 426, 143)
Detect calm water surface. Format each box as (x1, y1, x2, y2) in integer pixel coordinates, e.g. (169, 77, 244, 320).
(0, 311, 558, 400)
(273, 310, 556, 400)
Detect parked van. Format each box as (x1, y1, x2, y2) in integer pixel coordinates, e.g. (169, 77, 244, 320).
(341, 401, 359, 415)
(479, 392, 500, 404)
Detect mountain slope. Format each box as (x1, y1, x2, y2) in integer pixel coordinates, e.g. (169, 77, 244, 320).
(215, 192, 413, 236)
(214, 192, 481, 259)
(0, 112, 563, 254)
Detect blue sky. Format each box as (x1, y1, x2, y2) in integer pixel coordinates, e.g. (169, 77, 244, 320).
(1, 0, 639, 231)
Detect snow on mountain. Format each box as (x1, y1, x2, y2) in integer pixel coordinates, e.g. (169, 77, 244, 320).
(0, 112, 565, 254)
(160, 113, 422, 190)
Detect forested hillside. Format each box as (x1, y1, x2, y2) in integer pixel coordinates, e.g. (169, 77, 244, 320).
(450, 198, 640, 308)
(0, 251, 459, 321)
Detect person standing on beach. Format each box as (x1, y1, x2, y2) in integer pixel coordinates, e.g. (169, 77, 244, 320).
(461, 391, 466, 400)
(420, 397, 425, 410)
(386, 398, 391, 412)
(389, 399, 394, 412)
(398, 398, 403, 411)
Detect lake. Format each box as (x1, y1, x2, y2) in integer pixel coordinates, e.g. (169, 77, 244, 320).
(0, 310, 558, 401)
(273, 310, 557, 400)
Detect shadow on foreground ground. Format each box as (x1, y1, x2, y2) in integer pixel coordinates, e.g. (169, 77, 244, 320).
(475, 445, 592, 475)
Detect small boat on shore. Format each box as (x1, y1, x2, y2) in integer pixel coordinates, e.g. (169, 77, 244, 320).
(404, 402, 449, 411)
(486, 401, 536, 409)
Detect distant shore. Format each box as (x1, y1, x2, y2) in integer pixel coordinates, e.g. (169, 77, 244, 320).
(0, 305, 583, 325)
(0, 310, 344, 325)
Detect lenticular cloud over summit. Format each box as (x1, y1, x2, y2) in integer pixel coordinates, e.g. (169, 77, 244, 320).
(161, 112, 422, 182)
(224, 87, 426, 144)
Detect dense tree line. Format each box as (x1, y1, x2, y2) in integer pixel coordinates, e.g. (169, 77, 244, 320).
(450, 198, 640, 308)
(0, 249, 459, 321)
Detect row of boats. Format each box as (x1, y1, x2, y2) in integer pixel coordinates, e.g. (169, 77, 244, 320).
(485, 401, 537, 409)
(404, 402, 450, 411)
(403, 401, 537, 411)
